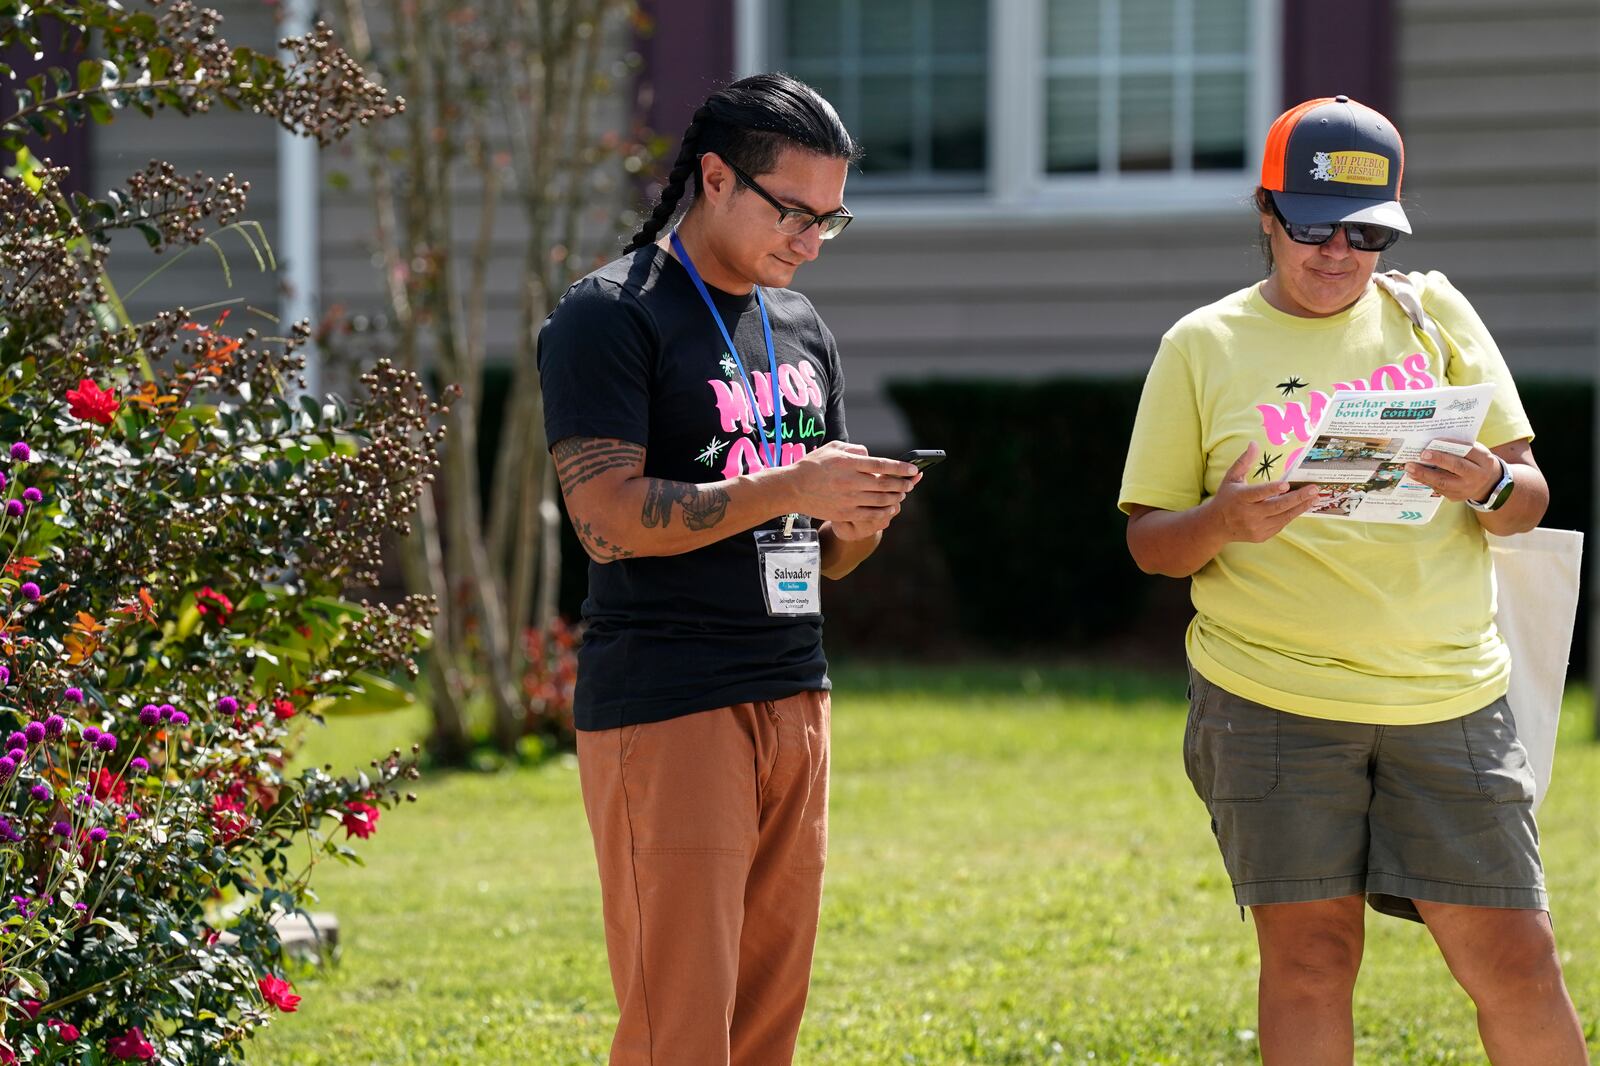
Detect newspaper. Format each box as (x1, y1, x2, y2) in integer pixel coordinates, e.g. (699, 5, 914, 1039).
(1282, 383, 1496, 524)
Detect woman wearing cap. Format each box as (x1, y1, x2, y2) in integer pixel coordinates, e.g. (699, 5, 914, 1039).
(1119, 96, 1586, 1063)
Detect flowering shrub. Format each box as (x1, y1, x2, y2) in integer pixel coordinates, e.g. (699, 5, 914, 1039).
(520, 619, 578, 746)
(0, 150, 441, 1066)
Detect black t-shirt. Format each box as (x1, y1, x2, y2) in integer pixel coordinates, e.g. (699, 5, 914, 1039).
(538, 244, 848, 731)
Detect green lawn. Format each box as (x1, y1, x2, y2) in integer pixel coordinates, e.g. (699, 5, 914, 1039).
(248, 666, 1600, 1065)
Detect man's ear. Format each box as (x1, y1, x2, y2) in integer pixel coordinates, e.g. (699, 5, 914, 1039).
(699, 152, 734, 206)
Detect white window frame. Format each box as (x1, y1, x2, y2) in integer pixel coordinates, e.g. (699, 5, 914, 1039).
(735, 0, 1281, 225)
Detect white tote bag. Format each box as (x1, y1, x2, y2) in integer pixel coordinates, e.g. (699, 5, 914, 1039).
(1488, 529, 1584, 811)
(1374, 272, 1583, 810)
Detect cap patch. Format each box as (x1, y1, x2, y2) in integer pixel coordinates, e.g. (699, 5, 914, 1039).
(1310, 151, 1390, 186)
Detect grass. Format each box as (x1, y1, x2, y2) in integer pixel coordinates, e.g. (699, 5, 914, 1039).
(248, 666, 1600, 1064)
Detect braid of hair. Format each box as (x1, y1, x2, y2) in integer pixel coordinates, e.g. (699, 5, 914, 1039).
(623, 105, 713, 253)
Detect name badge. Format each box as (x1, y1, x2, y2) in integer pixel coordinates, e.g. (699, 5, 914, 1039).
(754, 528, 822, 617)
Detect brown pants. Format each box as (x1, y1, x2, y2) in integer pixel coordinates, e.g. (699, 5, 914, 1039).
(578, 691, 831, 1066)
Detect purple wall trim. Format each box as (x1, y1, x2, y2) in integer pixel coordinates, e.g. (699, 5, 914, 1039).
(1280, 0, 1397, 117)
(637, 0, 737, 139)
(3, 22, 93, 194)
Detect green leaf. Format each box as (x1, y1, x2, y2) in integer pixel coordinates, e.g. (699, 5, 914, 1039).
(77, 58, 103, 91)
(315, 672, 417, 717)
(9, 968, 47, 998)
(92, 916, 138, 944)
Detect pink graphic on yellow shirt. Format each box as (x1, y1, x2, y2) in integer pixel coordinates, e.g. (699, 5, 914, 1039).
(706, 361, 827, 477)
(1253, 354, 1435, 470)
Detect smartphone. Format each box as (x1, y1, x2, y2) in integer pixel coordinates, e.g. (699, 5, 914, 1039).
(897, 449, 946, 470)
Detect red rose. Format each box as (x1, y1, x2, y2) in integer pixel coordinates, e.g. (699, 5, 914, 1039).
(108, 1026, 155, 1060)
(66, 379, 119, 426)
(46, 1019, 80, 1043)
(211, 795, 252, 845)
(17, 1000, 41, 1019)
(271, 698, 297, 721)
(258, 974, 301, 1012)
(341, 801, 380, 840)
(194, 587, 234, 625)
(92, 768, 127, 804)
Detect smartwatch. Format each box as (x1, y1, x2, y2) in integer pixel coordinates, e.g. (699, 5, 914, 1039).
(1466, 456, 1515, 512)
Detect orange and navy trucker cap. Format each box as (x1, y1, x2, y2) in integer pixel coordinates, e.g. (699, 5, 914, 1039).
(1260, 94, 1410, 234)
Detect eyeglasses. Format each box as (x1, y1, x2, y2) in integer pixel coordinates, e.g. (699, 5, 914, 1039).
(721, 158, 853, 239)
(1270, 196, 1400, 253)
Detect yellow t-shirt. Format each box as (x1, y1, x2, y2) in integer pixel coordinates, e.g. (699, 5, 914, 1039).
(1119, 272, 1533, 724)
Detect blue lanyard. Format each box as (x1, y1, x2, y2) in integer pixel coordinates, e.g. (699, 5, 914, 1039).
(670, 230, 784, 469)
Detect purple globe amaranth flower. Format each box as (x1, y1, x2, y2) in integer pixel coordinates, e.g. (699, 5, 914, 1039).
(50, 821, 69, 836)
(129, 757, 149, 774)
(87, 827, 108, 844)
(217, 696, 240, 715)
(93, 734, 116, 752)
(43, 714, 65, 738)
(6, 748, 24, 764)
(0, 472, 7, 489)
(23, 722, 45, 744)
(29, 783, 50, 801)
(0, 757, 15, 780)
(5, 731, 23, 749)
(5, 500, 23, 518)
(169, 711, 191, 726)
(19, 582, 39, 602)
(138, 705, 160, 726)
(82, 726, 101, 742)
(158, 704, 176, 720)
(63, 687, 84, 704)
(21, 487, 41, 503)
(9, 442, 30, 461)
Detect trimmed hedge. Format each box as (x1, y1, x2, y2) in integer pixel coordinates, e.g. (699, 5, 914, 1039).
(888, 377, 1595, 672)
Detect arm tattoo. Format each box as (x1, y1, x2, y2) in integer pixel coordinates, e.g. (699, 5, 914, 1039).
(574, 519, 635, 562)
(553, 437, 645, 497)
(641, 479, 731, 531)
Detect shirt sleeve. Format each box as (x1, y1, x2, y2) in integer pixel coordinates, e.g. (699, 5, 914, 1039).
(1118, 335, 1207, 514)
(537, 277, 657, 450)
(814, 305, 849, 445)
(1418, 270, 1535, 448)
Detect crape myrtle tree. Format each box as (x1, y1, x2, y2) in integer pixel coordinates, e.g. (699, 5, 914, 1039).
(0, 0, 445, 1059)
(327, 0, 656, 758)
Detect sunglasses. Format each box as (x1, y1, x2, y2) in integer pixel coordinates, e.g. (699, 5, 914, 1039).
(1270, 196, 1400, 253)
(721, 158, 853, 239)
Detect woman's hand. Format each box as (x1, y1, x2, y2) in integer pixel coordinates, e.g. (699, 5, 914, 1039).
(1404, 442, 1501, 504)
(1206, 442, 1322, 543)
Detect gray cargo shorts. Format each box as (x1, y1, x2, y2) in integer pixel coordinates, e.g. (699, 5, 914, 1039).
(1184, 664, 1546, 923)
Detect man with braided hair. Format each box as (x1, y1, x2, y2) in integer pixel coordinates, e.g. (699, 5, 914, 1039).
(538, 73, 919, 1066)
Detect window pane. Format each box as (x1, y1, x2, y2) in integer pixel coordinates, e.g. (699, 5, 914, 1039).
(1046, 0, 1099, 59)
(932, 0, 987, 58)
(1120, 0, 1174, 57)
(789, 66, 844, 120)
(1193, 0, 1247, 55)
(859, 75, 915, 173)
(1119, 73, 1173, 171)
(783, 0, 844, 61)
(1045, 75, 1099, 173)
(1193, 70, 1246, 170)
(931, 73, 987, 171)
(862, 0, 916, 58)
